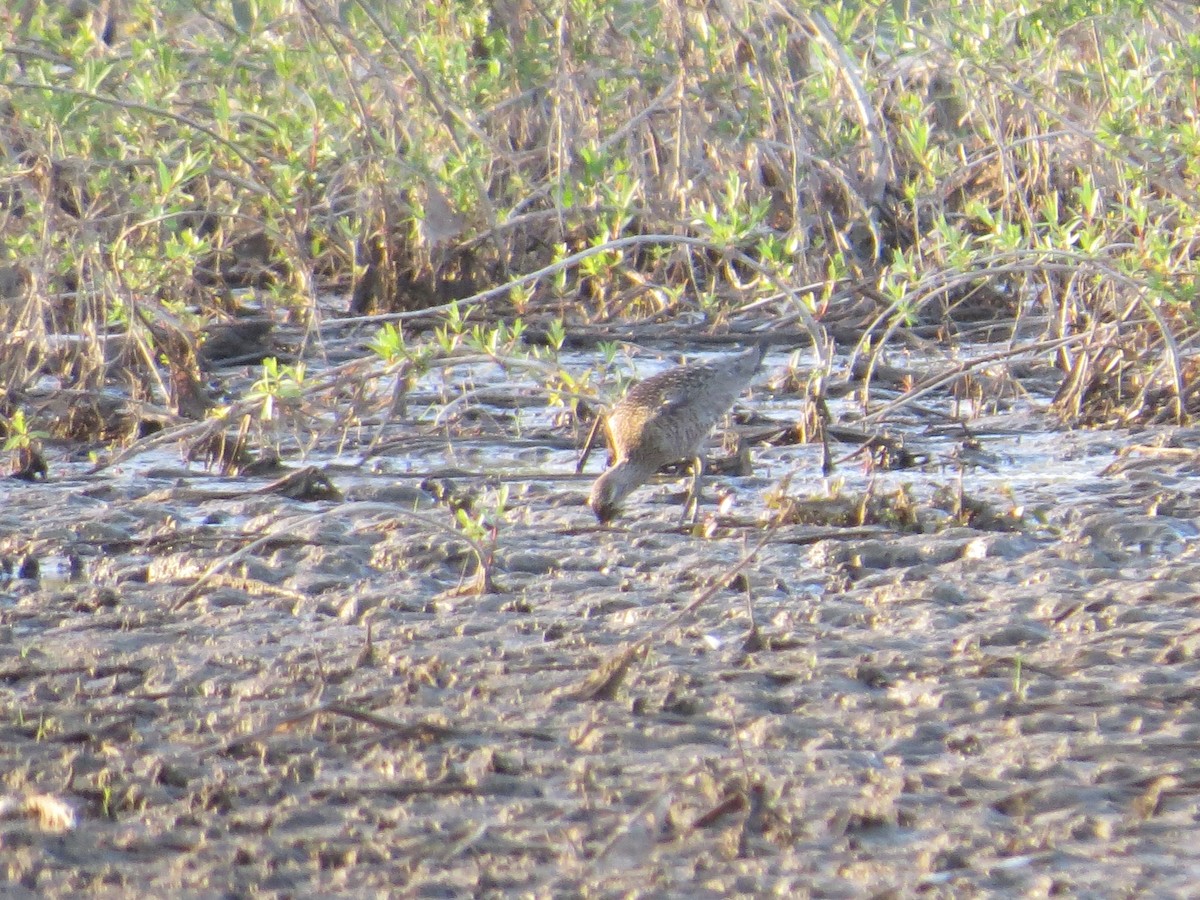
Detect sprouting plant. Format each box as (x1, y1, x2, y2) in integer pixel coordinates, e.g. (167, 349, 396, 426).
(2, 408, 49, 478)
(464, 318, 526, 356)
(434, 323, 459, 354)
(434, 300, 475, 353)
(467, 322, 501, 355)
(153, 147, 212, 210)
(545, 318, 566, 354)
(1075, 175, 1101, 223)
(597, 341, 620, 368)
(895, 91, 943, 185)
(546, 367, 591, 413)
(901, 113, 932, 170)
(96, 769, 115, 818)
(3, 410, 48, 454)
(600, 168, 640, 238)
(454, 484, 508, 594)
(368, 322, 407, 365)
(930, 216, 973, 269)
(247, 357, 307, 421)
(879, 265, 918, 327)
(697, 289, 723, 318)
(577, 144, 610, 185)
(690, 172, 770, 245)
(578, 237, 623, 283)
(508, 317, 526, 345)
(1012, 655, 1026, 701)
(510, 282, 533, 313)
(755, 233, 798, 281)
(369, 322, 437, 370)
(446, 300, 470, 335)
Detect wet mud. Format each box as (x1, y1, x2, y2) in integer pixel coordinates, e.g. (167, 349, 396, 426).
(4, 349, 1200, 896)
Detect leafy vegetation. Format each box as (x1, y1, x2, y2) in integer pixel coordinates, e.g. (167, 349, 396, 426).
(1, 0, 1199, 458)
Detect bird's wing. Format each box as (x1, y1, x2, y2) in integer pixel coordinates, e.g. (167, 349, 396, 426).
(658, 382, 693, 412)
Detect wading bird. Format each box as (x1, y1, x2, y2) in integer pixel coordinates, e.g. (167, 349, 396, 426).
(588, 341, 766, 523)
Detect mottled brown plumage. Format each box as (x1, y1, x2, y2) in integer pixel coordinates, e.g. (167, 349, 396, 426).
(590, 342, 765, 522)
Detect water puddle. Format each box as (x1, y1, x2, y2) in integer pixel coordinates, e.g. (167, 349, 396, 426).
(340, 343, 1146, 524)
(0, 339, 1190, 558)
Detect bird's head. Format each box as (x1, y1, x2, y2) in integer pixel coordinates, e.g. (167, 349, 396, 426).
(588, 461, 646, 522)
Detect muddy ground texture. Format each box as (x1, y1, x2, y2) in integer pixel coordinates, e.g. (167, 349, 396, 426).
(4, 343, 1200, 897)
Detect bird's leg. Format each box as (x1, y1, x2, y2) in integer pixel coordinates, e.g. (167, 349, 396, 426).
(680, 455, 705, 524)
(576, 413, 607, 474)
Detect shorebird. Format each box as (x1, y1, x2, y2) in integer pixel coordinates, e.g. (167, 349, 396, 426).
(589, 341, 766, 523)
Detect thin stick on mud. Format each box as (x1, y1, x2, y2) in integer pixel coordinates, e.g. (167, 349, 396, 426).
(170, 509, 331, 610)
(558, 525, 777, 702)
(220, 702, 459, 755)
(217, 699, 558, 756)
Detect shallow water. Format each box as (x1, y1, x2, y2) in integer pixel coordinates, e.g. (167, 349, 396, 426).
(345, 343, 1152, 527)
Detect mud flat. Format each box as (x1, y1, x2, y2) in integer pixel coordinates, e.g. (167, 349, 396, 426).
(4, 356, 1200, 896)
